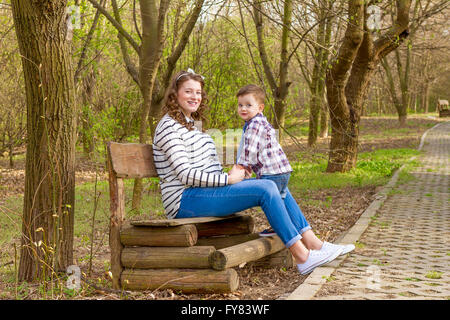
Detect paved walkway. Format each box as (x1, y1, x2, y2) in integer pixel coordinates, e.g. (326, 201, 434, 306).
(289, 121, 450, 300)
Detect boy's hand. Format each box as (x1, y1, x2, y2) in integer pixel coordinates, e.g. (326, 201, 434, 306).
(228, 165, 245, 184)
(236, 164, 252, 179)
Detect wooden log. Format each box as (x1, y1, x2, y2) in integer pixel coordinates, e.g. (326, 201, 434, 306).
(108, 155, 125, 290)
(121, 268, 239, 293)
(121, 246, 215, 269)
(120, 225, 197, 247)
(248, 249, 295, 269)
(210, 236, 285, 270)
(195, 215, 255, 237)
(196, 233, 260, 249)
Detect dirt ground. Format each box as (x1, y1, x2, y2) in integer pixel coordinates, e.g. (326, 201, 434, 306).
(0, 116, 442, 300)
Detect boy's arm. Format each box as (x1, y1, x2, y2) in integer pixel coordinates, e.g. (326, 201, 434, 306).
(237, 120, 264, 168)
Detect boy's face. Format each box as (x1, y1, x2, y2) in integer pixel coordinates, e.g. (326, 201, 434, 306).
(237, 94, 264, 122)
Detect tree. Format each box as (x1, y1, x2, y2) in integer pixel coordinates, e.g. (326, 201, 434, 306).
(380, 0, 448, 122)
(252, 0, 293, 130)
(325, 0, 413, 172)
(88, 0, 204, 212)
(11, 0, 78, 281)
(296, 0, 334, 146)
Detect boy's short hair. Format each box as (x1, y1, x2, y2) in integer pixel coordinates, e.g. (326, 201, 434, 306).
(236, 84, 265, 105)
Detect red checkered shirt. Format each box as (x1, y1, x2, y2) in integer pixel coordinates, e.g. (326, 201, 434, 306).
(237, 113, 292, 177)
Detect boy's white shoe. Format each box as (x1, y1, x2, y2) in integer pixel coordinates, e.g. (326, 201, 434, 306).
(322, 241, 355, 257)
(297, 247, 343, 275)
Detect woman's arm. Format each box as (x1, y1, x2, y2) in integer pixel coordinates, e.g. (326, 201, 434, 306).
(155, 124, 241, 186)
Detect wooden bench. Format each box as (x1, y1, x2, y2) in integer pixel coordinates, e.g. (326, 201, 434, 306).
(437, 99, 450, 117)
(107, 141, 293, 293)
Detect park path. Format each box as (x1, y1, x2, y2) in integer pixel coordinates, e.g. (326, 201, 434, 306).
(309, 121, 449, 300)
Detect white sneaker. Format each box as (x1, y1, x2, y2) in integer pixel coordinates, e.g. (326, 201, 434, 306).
(297, 247, 343, 275)
(322, 241, 355, 256)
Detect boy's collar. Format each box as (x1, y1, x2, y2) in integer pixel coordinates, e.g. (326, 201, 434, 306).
(245, 112, 263, 123)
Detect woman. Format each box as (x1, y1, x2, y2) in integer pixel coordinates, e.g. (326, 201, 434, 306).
(152, 69, 354, 275)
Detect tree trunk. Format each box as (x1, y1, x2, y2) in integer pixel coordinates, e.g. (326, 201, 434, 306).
(319, 101, 329, 138)
(308, 0, 332, 146)
(12, 0, 77, 281)
(423, 82, 430, 113)
(325, 1, 364, 172)
(131, 0, 169, 214)
(254, 0, 292, 132)
(326, 0, 412, 172)
(381, 57, 406, 124)
(395, 41, 412, 126)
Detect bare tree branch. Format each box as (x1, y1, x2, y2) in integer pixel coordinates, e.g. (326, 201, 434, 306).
(87, 0, 140, 53)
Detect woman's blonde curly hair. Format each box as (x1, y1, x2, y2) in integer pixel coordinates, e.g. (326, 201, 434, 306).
(162, 70, 209, 131)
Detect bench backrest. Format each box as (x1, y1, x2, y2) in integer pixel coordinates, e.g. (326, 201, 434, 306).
(107, 142, 158, 179)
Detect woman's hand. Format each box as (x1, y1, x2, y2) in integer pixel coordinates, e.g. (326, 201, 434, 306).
(236, 164, 252, 179)
(227, 165, 246, 184)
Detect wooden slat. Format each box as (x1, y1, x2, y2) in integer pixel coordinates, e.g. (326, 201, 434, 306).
(121, 268, 239, 293)
(108, 156, 125, 290)
(107, 142, 158, 178)
(130, 214, 244, 227)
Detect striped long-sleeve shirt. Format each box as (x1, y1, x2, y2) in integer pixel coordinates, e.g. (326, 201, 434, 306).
(152, 114, 229, 218)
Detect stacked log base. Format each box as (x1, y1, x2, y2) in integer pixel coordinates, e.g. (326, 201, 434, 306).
(119, 215, 292, 293)
(121, 268, 239, 294)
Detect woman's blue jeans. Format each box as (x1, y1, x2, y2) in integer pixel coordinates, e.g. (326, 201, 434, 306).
(177, 178, 311, 248)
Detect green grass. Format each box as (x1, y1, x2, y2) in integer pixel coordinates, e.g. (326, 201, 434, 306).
(425, 271, 443, 279)
(0, 178, 164, 248)
(0, 147, 421, 249)
(289, 148, 420, 193)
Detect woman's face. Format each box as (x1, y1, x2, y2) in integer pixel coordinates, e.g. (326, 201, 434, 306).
(177, 79, 202, 118)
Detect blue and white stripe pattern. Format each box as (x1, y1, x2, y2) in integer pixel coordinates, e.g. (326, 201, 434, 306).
(152, 114, 228, 218)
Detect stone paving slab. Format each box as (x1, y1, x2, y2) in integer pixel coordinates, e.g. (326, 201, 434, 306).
(287, 121, 450, 300)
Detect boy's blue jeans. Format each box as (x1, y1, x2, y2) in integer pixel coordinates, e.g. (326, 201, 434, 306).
(177, 178, 311, 248)
(260, 172, 291, 199)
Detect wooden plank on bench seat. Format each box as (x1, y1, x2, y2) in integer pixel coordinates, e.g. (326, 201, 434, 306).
(129, 213, 245, 227)
(107, 142, 158, 178)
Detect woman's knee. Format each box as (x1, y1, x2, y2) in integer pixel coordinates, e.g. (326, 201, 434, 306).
(254, 179, 279, 198)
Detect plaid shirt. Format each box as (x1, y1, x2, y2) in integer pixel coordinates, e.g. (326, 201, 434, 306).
(237, 113, 292, 177)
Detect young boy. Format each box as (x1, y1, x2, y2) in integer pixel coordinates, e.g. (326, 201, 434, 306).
(236, 84, 292, 237)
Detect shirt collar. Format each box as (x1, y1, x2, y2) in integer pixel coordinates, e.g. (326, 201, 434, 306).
(243, 113, 263, 132)
(185, 115, 194, 124)
(246, 112, 263, 123)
